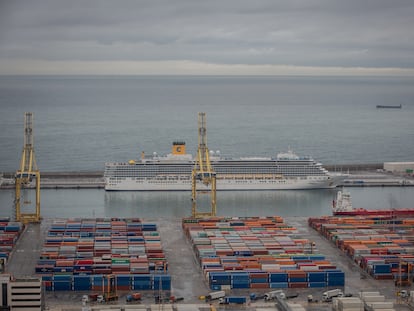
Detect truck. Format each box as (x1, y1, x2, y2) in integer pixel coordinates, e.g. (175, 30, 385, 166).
(126, 292, 142, 302)
(322, 289, 343, 302)
(219, 296, 247, 305)
(249, 293, 265, 301)
(264, 290, 286, 301)
(205, 290, 226, 302)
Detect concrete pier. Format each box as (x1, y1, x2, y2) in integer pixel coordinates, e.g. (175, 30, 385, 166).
(1, 165, 413, 189)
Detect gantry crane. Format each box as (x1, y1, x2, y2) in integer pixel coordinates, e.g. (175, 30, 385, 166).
(102, 274, 118, 302)
(15, 112, 41, 224)
(395, 260, 413, 287)
(191, 112, 217, 218)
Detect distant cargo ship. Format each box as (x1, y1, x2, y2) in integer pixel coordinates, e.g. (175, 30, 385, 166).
(104, 142, 344, 191)
(376, 104, 402, 109)
(332, 189, 414, 217)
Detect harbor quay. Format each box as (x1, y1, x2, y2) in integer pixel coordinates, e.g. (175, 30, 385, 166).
(1, 163, 414, 189)
(4, 216, 414, 311)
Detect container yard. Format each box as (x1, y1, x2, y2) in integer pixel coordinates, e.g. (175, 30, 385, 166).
(182, 216, 345, 290)
(308, 215, 414, 282)
(0, 218, 24, 269)
(35, 218, 171, 292)
(4, 215, 414, 310)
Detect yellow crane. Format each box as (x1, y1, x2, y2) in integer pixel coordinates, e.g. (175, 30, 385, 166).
(15, 112, 41, 224)
(191, 112, 217, 218)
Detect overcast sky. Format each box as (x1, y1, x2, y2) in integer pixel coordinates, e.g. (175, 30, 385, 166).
(1, 0, 414, 75)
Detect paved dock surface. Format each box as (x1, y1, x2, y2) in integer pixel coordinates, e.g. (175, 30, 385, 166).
(5, 217, 414, 310)
(6, 222, 46, 277)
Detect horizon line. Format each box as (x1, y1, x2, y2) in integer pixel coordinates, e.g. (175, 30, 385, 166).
(1, 60, 414, 76)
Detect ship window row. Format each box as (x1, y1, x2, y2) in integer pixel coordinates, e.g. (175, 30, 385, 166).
(106, 171, 326, 178)
(105, 164, 327, 177)
(106, 169, 326, 177)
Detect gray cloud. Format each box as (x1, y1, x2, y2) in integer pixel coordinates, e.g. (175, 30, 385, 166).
(1, 0, 414, 74)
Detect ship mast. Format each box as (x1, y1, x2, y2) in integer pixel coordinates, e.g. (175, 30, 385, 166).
(191, 112, 217, 218)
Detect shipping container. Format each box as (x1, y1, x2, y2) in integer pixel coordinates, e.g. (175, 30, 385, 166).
(36, 218, 171, 291)
(183, 216, 345, 289)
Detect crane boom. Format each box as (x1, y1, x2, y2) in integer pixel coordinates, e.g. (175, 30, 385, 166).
(15, 112, 41, 223)
(191, 112, 217, 218)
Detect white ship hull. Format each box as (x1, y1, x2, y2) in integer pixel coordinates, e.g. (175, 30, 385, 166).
(104, 142, 344, 191)
(105, 176, 340, 191)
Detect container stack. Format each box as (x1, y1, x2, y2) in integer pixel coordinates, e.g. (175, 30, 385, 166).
(36, 218, 170, 291)
(332, 297, 364, 311)
(309, 215, 414, 280)
(359, 292, 396, 311)
(183, 216, 345, 290)
(0, 217, 24, 263)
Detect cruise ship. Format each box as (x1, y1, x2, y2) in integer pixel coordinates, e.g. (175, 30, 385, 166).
(105, 142, 344, 191)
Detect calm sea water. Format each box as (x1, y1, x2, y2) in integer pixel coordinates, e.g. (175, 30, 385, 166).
(0, 187, 413, 219)
(0, 75, 413, 219)
(0, 75, 413, 172)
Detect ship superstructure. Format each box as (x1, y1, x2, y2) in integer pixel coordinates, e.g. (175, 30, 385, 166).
(104, 142, 342, 191)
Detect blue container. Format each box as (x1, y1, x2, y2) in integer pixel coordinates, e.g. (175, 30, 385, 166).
(209, 272, 231, 285)
(234, 250, 253, 256)
(53, 267, 74, 273)
(73, 271, 92, 275)
(307, 272, 326, 282)
(289, 277, 307, 283)
(142, 224, 157, 231)
(133, 281, 152, 290)
(153, 281, 171, 290)
(222, 296, 247, 304)
(91, 275, 109, 286)
(327, 278, 345, 286)
(231, 272, 249, 280)
(210, 284, 222, 290)
(73, 276, 91, 291)
(269, 273, 288, 282)
(53, 275, 71, 281)
(42, 275, 53, 281)
(203, 264, 223, 269)
(38, 259, 56, 265)
(132, 275, 151, 282)
(326, 272, 345, 280)
(53, 280, 72, 291)
(116, 275, 131, 286)
(308, 282, 326, 288)
(373, 264, 391, 273)
(231, 282, 250, 289)
(229, 222, 245, 226)
(36, 266, 54, 273)
(42, 275, 53, 291)
(269, 282, 289, 288)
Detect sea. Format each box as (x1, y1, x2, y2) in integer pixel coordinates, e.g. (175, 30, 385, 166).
(0, 75, 413, 219)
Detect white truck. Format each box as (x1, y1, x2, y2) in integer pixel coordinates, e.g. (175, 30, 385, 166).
(264, 290, 286, 301)
(205, 290, 226, 301)
(322, 289, 343, 301)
